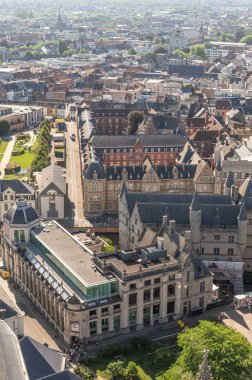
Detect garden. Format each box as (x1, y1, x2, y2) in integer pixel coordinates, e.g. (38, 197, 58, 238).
(75, 337, 177, 380)
(5, 133, 35, 180)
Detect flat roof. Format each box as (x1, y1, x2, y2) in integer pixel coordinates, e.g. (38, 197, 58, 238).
(32, 221, 110, 287)
(105, 255, 178, 276)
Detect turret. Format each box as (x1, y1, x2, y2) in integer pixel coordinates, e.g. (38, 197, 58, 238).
(196, 349, 213, 380)
(190, 192, 202, 249)
(237, 202, 247, 247)
(224, 170, 234, 196)
(214, 156, 222, 194)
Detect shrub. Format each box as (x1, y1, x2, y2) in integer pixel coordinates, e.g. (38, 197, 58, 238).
(12, 149, 24, 156)
(74, 366, 94, 380)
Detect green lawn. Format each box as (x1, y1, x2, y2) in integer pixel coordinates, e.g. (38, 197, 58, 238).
(0, 140, 8, 154)
(9, 151, 35, 170)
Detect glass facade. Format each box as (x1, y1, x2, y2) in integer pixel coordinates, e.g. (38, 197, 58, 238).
(30, 231, 119, 301)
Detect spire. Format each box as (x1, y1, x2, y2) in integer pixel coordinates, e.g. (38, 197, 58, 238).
(196, 349, 213, 380)
(225, 170, 234, 188)
(191, 192, 201, 211)
(238, 202, 247, 221)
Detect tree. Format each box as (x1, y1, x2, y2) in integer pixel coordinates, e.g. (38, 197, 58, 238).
(23, 51, 34, 61)
(190, 44, 207, 60)
(74, 366, 93, 380)
(240, 35, 252, 44)
(104, 360, 126, 380)
(0, 120, 10, 136)
(128, 48, 137, 55)
(58, 40, 68, 55)
(104, 360, 139, 380)
(172, 321, 252, 380)
(128, 111, 145, 135)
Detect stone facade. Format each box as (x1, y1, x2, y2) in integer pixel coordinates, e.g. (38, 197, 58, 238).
(118, 187, 247, 293)
(83, 157, 215, 215)
(2, 200, 213, 345)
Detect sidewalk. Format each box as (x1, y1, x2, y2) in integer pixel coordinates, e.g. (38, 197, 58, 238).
(0, 135, 16, 179)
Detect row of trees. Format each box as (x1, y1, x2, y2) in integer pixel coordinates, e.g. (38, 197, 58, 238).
(0, 120, 10, 137)
(165, 320, 252, 380)
(31, 120, 51, 174)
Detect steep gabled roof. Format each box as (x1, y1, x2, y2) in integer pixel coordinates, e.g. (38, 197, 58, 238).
(19, 336, 65, 380)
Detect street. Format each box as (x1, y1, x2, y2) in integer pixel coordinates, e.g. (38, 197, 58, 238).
(65, 121, 85, 226)
(0, 276, 65, 351)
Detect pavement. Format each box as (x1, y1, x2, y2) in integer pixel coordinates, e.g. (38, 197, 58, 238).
(0, 276, 66, 351)
(65, 121, 91, 227)
(0, 135, 16, 179)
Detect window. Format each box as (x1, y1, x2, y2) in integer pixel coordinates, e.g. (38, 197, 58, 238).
(168, 284, 176, 297)
(200, 282, 205, 293)
(114, 315, 120, 330)
(129, 293, 137, 306)
(153, 287, 160, 299)
(187, 271, 190, 282)
(90, 321, 97, 334)
(4, 195, 7, 200)
(199, 296, 204, 309)
(167, 301, 175, 314)
(201, 247, 204, 254)
(229, 235, 234, 243)
(186, 286, 189, 297)
(128, 309, 137, 325)
(154, 277, 161, 284)
(214, 235, 220, 241)
(144, 289, 151, 301)
(153, 304, 160, 317)
(228, 248, 234, 256)
(14, 230, 19, 242)
(102, 318, 109, 331)
(113, 304, 120, 312)
(169, 274, 175, 281)
(89, 310, 97, 318)
(102, 307, 109, 315)
(4, 204, 8, 211)
(130, 283, 136, 291)
(213, 247, 219, 255)
(144, 279, 151, 286)
(10, 195, 14, 201)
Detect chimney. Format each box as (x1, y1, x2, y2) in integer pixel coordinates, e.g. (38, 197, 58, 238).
(169, 220, 176, 232)
(162, 215, 168, 225)
(0, 309, 6, 319)
(184, 230, 191, 242)
(157, 236, 164, 250)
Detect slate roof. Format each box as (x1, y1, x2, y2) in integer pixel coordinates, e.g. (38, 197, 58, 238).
(38, 370, 80, 380)
(168, 64, 205, 77)
(0, 321, 28, 380)
(5, 200, 39, 225)
(84, 159, 106, 179)
(124, 190, 232, 215)
(19, 336, 65, 380)
(0, 180, 34, 196)
(38, 166, 66, 196)
(0, 286, 20, 319)
(135, 201, 240, 227)
(225, 170, 234, 188)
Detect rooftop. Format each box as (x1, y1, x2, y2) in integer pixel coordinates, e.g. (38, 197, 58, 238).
(31, 221, 113, 288)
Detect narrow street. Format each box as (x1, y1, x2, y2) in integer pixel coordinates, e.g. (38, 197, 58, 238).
(0, 276, 65, 351)
(65, 121, 85, 226)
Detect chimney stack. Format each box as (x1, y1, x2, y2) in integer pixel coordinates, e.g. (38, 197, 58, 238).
(157, 236, 164, 251)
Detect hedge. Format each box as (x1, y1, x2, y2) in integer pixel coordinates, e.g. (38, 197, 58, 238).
(5, 165, 21, 174)
(17, 134, 29, 141)
(12, 149, 24, 156)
